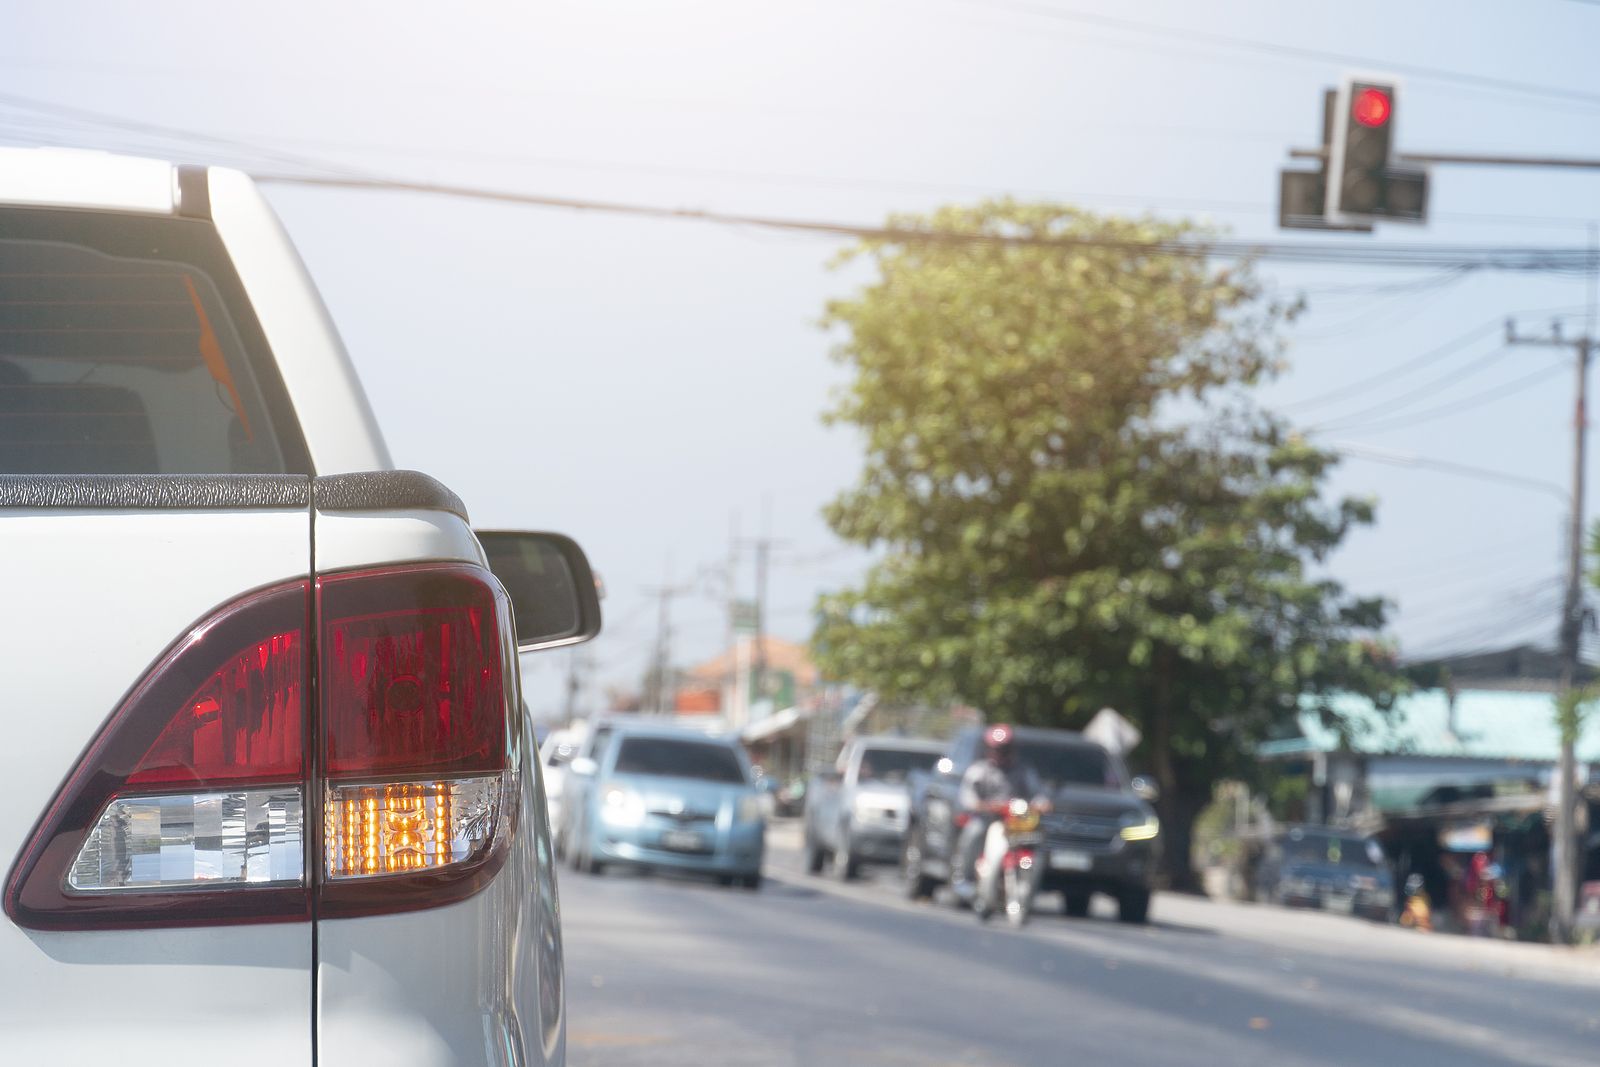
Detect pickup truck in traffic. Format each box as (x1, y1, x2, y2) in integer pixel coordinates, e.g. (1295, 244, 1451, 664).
(0, 148, 599, 1066)
(804, 736, 943, 880)
(902, 725, 1160, 922)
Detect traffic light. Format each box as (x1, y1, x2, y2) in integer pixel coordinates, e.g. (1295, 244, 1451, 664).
(1280, 76, 1428, 231)
(1328, 79, 1403, 220)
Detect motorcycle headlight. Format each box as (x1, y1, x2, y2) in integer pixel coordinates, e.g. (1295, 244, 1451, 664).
(1119, 812, 1160, 842)
(601, 788, 646, 826)
(736, 794, 766, 824)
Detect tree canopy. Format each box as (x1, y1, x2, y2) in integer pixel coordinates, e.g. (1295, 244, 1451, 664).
(812, 201, 1402, 887)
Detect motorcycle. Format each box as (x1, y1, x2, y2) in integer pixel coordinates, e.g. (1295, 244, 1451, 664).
(974, 797, 1046, 927)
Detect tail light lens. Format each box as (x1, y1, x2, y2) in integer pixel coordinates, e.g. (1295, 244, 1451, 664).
(4, 564, 519, 930)
(316, 565, 518, 918)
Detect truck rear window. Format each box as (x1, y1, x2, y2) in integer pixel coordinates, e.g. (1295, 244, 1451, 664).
(0, 208, 307, 474)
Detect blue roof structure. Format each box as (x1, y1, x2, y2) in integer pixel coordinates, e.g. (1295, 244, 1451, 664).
(1259, 687, 1600, 764)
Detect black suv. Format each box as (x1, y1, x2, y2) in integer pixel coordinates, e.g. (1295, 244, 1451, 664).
(902, 725, 1160, 923)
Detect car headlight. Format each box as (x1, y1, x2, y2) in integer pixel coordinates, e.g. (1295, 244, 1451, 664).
(601, 788, 645, 826)
(1119, 812, 1160, 841)
(736, 794, 766, 824)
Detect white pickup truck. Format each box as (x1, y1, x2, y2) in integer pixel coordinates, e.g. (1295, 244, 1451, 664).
(0, 149, 599, 1066)
(803, 736, 944, 880)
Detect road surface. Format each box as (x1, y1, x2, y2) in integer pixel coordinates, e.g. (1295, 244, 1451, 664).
(560, 822, 1600, 1066)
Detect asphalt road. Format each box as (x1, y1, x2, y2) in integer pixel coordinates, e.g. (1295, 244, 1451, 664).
(561, 823, 1600, 1066)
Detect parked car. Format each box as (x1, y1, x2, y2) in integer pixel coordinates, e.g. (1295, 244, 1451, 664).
(540, 727, 583, 844)
(1254, 826, 1395, 922)
(0, 148, 600, 1066)
(555, 712, 646, 862)
(904, 725, 1160, 923)
(566, 725, 765, 887)
(804, 736, 944, 880)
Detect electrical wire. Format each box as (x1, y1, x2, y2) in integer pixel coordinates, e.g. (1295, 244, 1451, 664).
(2, 88, 1597, 236)
(1289, 269, 1475, 342)
(1324, 360, 1569, 436)
(1305, 343, 1516, 429)
(1402, 583, 1568, 660)
(953, 0, 1600, 112)
(1329, 441, 1570, 500)
(1282, 322, 1500, 414)
(250, 172, 1600, 273)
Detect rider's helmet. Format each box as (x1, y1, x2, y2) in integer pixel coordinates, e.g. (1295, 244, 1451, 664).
(984, 724, 1016, 767)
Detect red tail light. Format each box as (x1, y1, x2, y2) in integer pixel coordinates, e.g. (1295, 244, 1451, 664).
(317, 564, 519, 918)
(4, 564, 519, 930)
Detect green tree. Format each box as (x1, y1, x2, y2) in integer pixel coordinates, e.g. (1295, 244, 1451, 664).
(812, 201, 1402, 890)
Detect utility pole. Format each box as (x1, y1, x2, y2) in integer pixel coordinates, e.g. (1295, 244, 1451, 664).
(725, 513, 740, 719)
(1507, 317, 1593, 942)
(754, 535, 770, 711)
(736, 501, 789, 719)
(562, 649, 581, 726)
(642, 579, 692, 716)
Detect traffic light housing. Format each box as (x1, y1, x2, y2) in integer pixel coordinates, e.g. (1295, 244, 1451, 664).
(1280, 75, 1429, 231)
(1328, 79, 1401, 220)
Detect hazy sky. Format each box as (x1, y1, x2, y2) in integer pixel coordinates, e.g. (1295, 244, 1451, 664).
(7, 1, 1600, 715)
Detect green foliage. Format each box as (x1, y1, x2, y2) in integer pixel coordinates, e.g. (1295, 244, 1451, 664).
(811, 200, 1402, 885)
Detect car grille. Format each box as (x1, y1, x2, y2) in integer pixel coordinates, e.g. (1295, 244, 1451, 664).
(1041, 812, 1121, 848)
(648, 807, 716, 825)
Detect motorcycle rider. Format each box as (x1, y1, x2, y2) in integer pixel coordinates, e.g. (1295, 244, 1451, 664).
(952, 724, 1046, 903)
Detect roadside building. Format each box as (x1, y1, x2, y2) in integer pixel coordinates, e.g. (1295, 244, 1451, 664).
(1256, 645, 1600, 938)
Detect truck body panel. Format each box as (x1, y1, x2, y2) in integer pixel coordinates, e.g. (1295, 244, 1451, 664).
(0, 504, 314, 1064)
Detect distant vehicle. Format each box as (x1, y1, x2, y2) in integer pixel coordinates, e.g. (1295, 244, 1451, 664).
(540, 727, 582, 843)
(1254, 826, 1394, 922)
(554, 713, 645, 861)
(566, 725, 765, 887)
(904, 725, 1160, 923)
(804, 736, 944, 880)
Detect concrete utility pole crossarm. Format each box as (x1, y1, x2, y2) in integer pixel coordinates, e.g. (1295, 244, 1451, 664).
(1506, 318, 1593, 943)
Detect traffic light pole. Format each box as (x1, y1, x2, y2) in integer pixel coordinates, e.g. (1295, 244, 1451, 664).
(1507, 322, 1593, 943)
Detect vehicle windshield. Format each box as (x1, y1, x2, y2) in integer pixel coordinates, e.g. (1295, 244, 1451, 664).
(0, 209, 300, 474)
(857, 748, 939, 784)
(1017, 741, 1119, 791)
(612, 737, 747, 784)
(1284, 831, 1382, 868)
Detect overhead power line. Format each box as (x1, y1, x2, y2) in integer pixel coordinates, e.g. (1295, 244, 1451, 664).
(1328, 441, 1570, 501)
(1308, 344, 1519, 430)
(958, 0, 1600, 111)
(1282, 319, 1500, 412)
(1327, 360, 1570, 436)
(254, 172, 1600, 273)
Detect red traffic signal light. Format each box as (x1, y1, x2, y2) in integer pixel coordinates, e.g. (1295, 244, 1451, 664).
(1352, 87, 1391, 128)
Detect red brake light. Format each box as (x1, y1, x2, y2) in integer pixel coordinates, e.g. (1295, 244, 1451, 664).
(317, 563, 518, 918)
(127, 630, 303, 787)
(321, 567, 506, 780)
(5, 563, 521, 930)
(4, 582, 310, 931)
(1352, 87, 1391, 128)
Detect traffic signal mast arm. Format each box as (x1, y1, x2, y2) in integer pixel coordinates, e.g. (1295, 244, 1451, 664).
(1290, 148, 1600, 169)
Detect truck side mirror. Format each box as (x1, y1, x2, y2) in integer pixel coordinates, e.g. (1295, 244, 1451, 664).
(476, 530, 603, 651)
